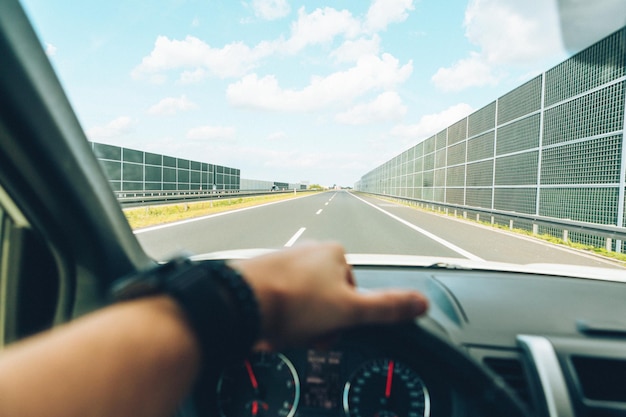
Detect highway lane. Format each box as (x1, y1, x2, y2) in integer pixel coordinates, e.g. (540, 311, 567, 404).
(136, 190, 624, 269)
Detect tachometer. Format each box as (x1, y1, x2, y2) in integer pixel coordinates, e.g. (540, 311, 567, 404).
(217, 352, 300, 417)
(343, 358, 430, 417)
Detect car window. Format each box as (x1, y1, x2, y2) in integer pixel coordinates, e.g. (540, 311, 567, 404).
(16, 0, 626, 270)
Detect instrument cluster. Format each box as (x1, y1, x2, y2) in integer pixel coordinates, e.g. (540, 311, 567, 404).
(214, 344, 448, 417)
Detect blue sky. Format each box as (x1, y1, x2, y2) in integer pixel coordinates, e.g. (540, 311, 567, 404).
(20, 0, 573, 187)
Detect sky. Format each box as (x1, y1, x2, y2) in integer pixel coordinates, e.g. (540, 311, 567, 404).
(18, 0, 580, 187)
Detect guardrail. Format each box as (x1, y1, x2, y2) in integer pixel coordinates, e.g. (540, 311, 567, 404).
(117, 189, 298, 207)
(357, 192, 626, 253)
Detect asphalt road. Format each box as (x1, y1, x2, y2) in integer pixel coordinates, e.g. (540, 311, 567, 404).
(136, 191, 624, 269)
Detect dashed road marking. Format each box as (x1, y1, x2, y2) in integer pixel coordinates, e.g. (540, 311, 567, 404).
(316, 209, 323, 215)
(285, 227, 306, 247)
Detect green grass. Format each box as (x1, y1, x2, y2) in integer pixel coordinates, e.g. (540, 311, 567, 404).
(124, 191, 316, 229)
(372, 195, 626, 264)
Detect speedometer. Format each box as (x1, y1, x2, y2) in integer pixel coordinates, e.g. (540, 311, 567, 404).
(217, 352, 300, 417)
(343, 358, 430, 417)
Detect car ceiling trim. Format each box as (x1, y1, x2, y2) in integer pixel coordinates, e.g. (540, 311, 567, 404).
(517, 335, 574, 417)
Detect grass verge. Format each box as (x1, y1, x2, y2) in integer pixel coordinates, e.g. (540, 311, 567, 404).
(125, 191, 315, 230)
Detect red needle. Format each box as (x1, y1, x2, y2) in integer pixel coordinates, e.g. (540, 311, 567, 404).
(385, 360, 394, 398)
(251, 401, 259, 416)
(245, 360, 259, 390)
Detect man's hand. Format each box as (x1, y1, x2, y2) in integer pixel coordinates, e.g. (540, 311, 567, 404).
(232, 242, 428, 349)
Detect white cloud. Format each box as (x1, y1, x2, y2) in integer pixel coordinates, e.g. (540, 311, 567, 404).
(251, 0, 290, 20)
(432, 0, 564, 92)
(267, 131, 288, 141)
(45, 43, 57, 57)
(187, 125, 236, 140)
(132, 3, 417, 83)
(148, 95, 197, 116)
(131, 36, 276, 81)
(431, 52, 501, 92)
(364, 0, 414, 33)
(464, 0, 562, 66)
(391, 103, 473, 139)
(330, 35, 381, 63)
(86, 116, 135, 140)
(283, 6, 361, 52)
(178, 68, 208, 84)
(227, 53, 413, 111)
(336, 91, 406, 125)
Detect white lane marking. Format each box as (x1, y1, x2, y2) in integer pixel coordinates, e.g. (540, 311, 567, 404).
(285, 227, 306, 247)
(349, 193, 484, 261)
(325, 202, 329, 206)
(134, 193, 315, 234)
(316, 209, 323, 215)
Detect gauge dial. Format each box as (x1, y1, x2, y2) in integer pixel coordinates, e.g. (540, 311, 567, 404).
(343, 358, 430, 417)
(217, 352, 300, 417)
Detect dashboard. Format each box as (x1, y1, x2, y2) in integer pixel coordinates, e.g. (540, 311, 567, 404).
(184, 263, 626, 417)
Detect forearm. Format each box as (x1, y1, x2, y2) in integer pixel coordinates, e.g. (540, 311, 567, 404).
(0, 296, 200, 417)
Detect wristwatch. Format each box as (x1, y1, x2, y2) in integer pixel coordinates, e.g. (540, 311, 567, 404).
(110, 257, 260, 365)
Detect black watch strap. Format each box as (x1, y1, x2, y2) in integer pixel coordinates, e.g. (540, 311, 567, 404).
(111, 258, 260, 365)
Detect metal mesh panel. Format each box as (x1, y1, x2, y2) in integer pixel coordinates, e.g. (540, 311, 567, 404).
(424, 136, 436, 154)
(145, 166, 161, 182)
(145, 152, 162, 165)
(446, 188, 465, 205)
(435, 149, 447, 169)
(468, 101, 496, 137)
(434, 188, 445, 202)
(93, 143, 121, 161)
(539, 187, 619, 224)
(423, 187, 434, 201)
(496, 114, 541, 155)
(543, 82, 625, 146)
(497, 76, 542, 125)
(494, 188, 537, 214)
(466, 188, 493, 208)
(446, 165, 465, 187)
(494, 151, 539, 185)
(415, 157, 423, 173)
(415, 142, 424, 158)
(448, 118, 467, 144)
(434, 168, 446, 187)
(98, 160, 121, 181)
(466, 160, 494, 186)
(423, 171, 434, 188)
(414, 172, 423, 188)
(436, 130, 447, 150)
(540, 135, 622, 185)
(447, 142, 466, 166)
(123, 163, 143, 181)
(123, 149, 143, 163)
(423, 153, 434, 171)
(467, 131, 495, 162)
(545, 28, 626, 106)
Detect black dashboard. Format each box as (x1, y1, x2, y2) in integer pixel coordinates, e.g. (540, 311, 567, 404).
(185, 264, 626, 417)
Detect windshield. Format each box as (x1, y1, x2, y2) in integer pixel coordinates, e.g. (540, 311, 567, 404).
(18, 0, 626, 271)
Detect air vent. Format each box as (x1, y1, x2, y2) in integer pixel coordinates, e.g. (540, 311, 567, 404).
(571, 356, 626, 402)
(483, 357, 533, 410)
